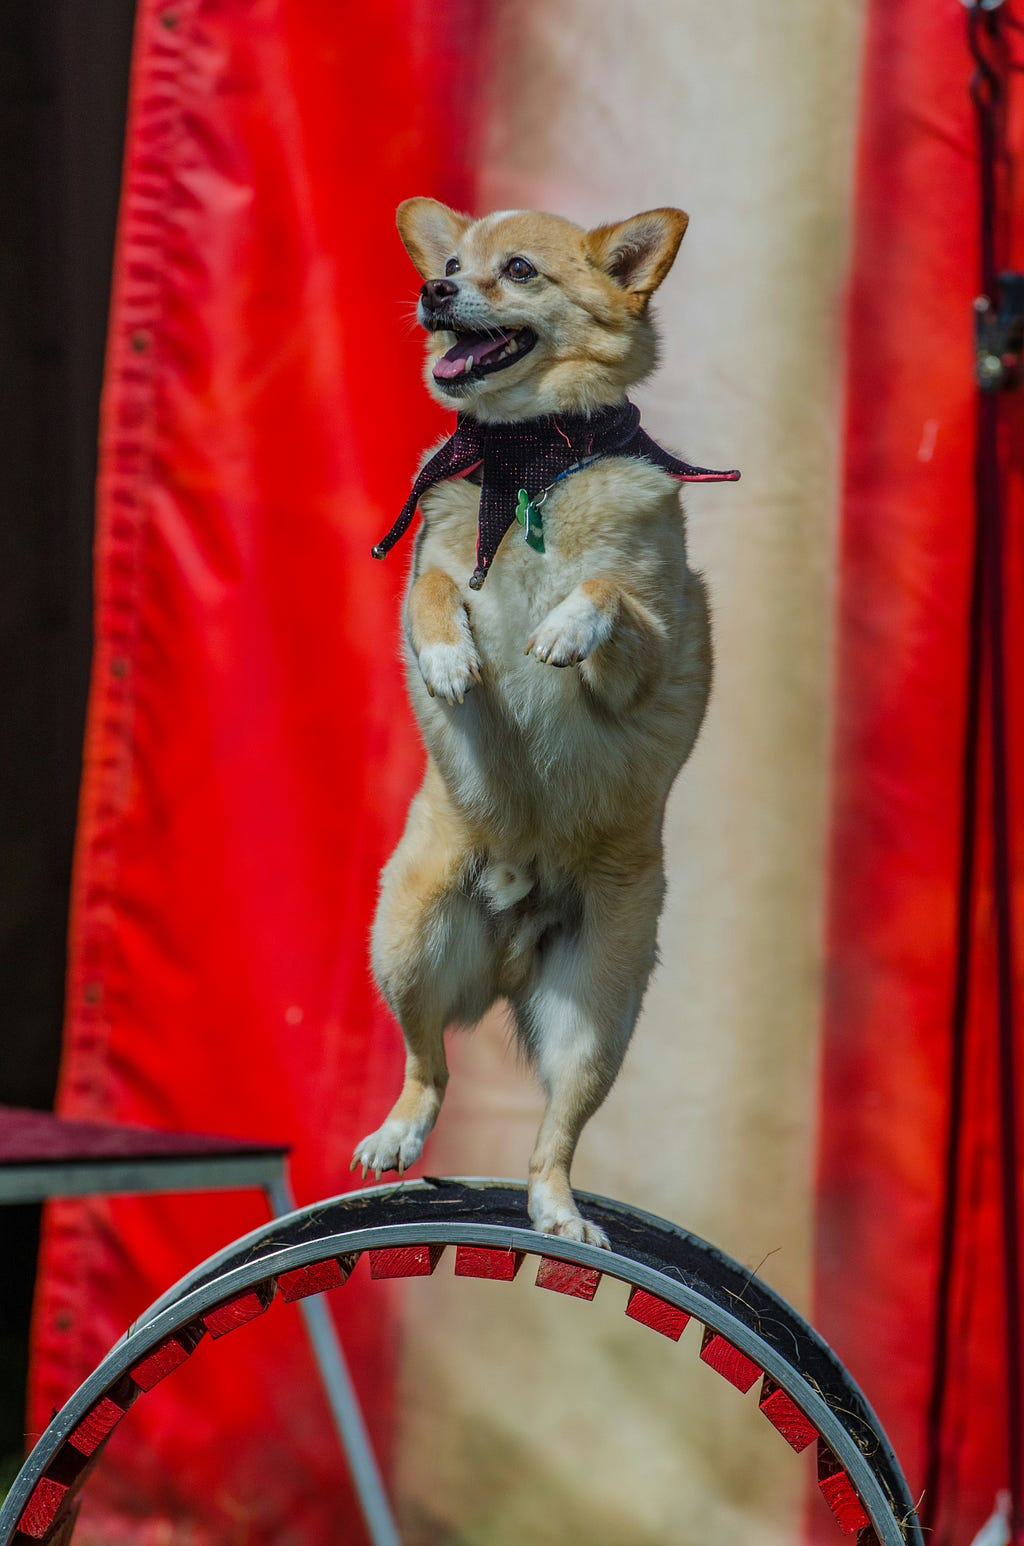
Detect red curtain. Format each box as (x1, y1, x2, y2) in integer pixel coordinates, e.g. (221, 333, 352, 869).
(30, 1, 486, 1538)
(817, 3, 1024, 1541)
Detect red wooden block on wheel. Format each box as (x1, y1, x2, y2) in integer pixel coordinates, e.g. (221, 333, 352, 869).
(278, 1255, 356, 1302)
(67, 1397, 125, 1458)
(17, 1477, 69, 1540)
(66, 1376, 139, 1458)
(129, 1322, 206, 1391)
(535, 1256, 601, 1300)
(203, 1279, 276, 1338)
(699, 1328, 762, 1393)
(369, 1244, 444, 1279)
(625, 1286, 690, 1340)
(818, 1444, 871, 1534)
(454, 1245, 524, 1281)
(758, 1375, 818, 1452)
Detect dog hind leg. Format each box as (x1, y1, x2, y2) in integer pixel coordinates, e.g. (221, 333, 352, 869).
(514, 862, 663, 1247)
(353, 790, 496, 1179)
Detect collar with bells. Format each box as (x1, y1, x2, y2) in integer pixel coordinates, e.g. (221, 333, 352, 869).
(372, 399, 740, 590)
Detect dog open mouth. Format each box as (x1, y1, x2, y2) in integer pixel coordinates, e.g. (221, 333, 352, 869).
(432, 326, 537, 384)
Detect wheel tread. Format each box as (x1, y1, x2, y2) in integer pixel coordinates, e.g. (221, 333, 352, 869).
(368, 1244, 444, 1279)
(819, 1443, 872, 1534)
(624, 1286, 691, 1341)
(454, 1245, 524, 1281)
(534, 1257, 601, 1300)
(699, 1327, 762, 1393)
(278, 1255, 356, 1301)
(129, 1322, 206, 1391)
(759, 1375, 818, 1452)
(202, 1280, 276, 1339)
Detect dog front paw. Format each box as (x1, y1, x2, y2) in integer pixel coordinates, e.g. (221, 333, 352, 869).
(350, 1118, 430, 1181)
(526, 593, 614, 667)
(417, 640, 482, 705)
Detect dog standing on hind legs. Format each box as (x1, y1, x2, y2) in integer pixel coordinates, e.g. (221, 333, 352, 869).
(351, 197, 738, 1246)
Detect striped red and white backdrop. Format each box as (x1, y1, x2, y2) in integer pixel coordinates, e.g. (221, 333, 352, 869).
(29, 2, 1023, 1543)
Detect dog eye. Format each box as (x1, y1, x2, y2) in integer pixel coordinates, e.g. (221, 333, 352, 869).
(505, 256, 537, 282)
(444, 257, 460, 276)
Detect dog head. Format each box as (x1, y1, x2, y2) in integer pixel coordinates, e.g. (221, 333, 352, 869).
(396, 200, 688, 421)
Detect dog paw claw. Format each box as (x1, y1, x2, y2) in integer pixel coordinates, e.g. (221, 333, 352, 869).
(527, 594, 613, 669)
(529, 1182, 612, 1250)
(351, 1118, 431, 1182)
(418, 640, 481, 705)
(545, 1216, 611, 1250)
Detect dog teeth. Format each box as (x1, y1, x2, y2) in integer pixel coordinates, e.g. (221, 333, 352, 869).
(450, 331, 528, 376)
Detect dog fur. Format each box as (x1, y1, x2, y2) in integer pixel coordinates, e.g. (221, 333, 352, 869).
(352, 200, 711, 1246)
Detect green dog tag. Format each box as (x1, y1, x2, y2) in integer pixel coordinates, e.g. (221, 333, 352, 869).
(515, 488, 545, 554)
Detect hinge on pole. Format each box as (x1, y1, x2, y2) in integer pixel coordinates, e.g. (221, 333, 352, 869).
(975, 273, 1024, 390)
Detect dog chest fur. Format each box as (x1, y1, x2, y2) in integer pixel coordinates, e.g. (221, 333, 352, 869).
(404, 455, 711, 865)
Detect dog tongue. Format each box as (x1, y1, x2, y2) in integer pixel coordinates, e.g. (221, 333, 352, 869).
(433, 331, 511, 381)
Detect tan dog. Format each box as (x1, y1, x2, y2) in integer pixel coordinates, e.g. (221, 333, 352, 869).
(352, 199, 714, 1247)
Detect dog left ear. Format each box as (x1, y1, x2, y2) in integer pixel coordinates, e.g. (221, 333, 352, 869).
(586, 208, 689, 308)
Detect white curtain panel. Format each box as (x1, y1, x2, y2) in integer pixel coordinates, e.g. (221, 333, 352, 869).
(393, 3, 865, 1539)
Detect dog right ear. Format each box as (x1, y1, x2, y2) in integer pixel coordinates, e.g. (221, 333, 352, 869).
(396, 198, 472, 280)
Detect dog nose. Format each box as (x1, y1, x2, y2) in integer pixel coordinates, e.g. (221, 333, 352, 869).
(421, 277, 458, 310)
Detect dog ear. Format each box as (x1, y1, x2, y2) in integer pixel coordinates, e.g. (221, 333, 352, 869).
(586, 209, 689, 309)
(397, 198, 472, 280)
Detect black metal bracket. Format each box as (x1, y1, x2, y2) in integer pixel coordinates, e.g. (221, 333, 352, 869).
(975, 271, 1024, 389)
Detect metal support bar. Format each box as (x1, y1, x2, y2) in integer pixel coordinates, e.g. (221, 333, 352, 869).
(0, 1154, 290, 1204)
